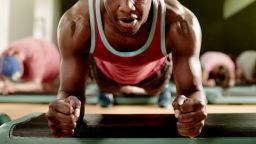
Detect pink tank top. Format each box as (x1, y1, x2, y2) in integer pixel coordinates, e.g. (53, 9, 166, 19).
(89, 0, 168, 84)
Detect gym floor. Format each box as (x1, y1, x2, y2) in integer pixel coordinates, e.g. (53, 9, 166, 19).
(2, 103, 256, 120)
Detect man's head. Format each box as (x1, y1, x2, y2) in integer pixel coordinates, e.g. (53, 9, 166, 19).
(218, 66, 231, 88)
(210, 65, 229, 86)
(0, 55, 23, 81)
(104, 0, 152, 36)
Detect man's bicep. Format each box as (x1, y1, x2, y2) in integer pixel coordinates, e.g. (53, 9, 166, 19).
(57, 13, 75, 56)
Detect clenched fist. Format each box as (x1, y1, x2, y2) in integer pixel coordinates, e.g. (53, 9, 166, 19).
(172, 95, 207, 137)
(46, 96, 81, 137)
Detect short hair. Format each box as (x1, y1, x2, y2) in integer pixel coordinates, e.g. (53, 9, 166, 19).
(209, 66, 229, 85)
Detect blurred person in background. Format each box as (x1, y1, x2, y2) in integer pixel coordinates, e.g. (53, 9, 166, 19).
(236, 50, 256, 84)
(200, 51, 236, 88)
(0, 37, 60, 94)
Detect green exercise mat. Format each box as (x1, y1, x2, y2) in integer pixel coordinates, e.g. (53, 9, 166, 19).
(204, 85, 256, 104)
(0, 83, 161, 105)
(0, 113, 11, 126)
(171, 84, 256, 104)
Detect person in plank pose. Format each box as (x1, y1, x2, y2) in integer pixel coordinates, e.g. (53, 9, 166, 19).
(46, 0, 207, 138)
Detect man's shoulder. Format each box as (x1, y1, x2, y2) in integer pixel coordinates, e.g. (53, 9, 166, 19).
(61, 0, 91, 31)
(58, 0, 91, 53)
(164, 0, 196, 25)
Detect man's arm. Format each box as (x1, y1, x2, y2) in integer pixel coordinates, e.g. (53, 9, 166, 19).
(46, 0, 91, 137)
(57, 6, 91, 112)
(165, 0, 207, 137)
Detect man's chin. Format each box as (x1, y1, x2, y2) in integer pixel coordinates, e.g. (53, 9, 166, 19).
(118, 28, 139, 36)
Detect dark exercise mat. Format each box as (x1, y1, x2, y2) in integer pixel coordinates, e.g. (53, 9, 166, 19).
(12, 113, 256, 138)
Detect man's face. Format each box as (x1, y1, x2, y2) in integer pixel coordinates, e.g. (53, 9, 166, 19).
(104, 0, 152, 36)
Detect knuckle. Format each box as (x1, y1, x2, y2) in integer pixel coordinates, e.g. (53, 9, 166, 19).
(61, 123, 76, 130)
(45, 112, 50, 118)
(177, 129, 184, 135)
(77, 100, 81, 106)
(191, 129, 201, 137)
(197, 101, 204, 108)
(47, 121, 54, 129)
(172, 101, 178, 107)
(176, 122, 182, 129)
(61, 130, 74, 136)
(178, 115, 183, 122)
(45, 114, 53, 121)
(69, 96, 78, 101)
(198, 121, 204, 128)
(49, 100, 60, 109)
(200, 111, 207, 120)
(45, 111, 54, 120)
(67, 121, 76, 128)
(178, 131, 187, 137)
(48, 101, 55, 109)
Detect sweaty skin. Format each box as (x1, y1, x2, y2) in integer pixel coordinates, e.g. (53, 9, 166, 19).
(46, 0, 207, 138)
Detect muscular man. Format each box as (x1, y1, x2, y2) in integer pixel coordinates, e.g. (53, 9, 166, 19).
(46, 0, 207, 138)
(200, 51, 236, 89)
(0, 37, 60, 94)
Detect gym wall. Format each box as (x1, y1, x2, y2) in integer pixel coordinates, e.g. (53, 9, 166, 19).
(0, 0, 35, 51)
(180, 0, 256, 57)
(0, 0, 10, 51)
(1, 0, 255, 56)
(60, 0, 77, 15)
(33, 0, 61, 45)
(0, 0, 61, 49)
(8, 0, 35, 45)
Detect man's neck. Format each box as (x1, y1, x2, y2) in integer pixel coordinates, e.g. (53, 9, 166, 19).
(103, 11, 153, 52)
